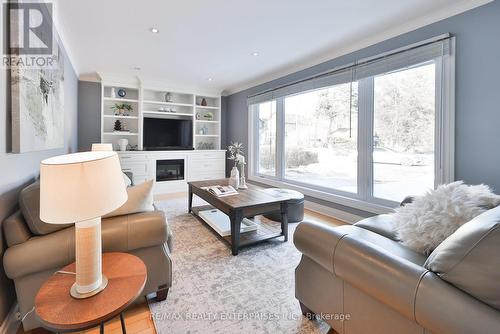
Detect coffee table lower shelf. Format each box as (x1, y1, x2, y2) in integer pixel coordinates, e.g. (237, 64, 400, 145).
(192, 205, 285, 249)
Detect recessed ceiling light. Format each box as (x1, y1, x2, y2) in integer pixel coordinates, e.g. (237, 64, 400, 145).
(150, 27, 159, 33)
(251, 52, 259, 56)
(207, 78, 213, 82)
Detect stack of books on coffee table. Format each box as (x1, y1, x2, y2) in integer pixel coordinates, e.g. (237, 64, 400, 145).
(202, 185, 238, 197)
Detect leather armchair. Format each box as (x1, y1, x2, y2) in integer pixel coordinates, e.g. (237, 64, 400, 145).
(2, 183, 173, 331)
(294, 212, 500, 334)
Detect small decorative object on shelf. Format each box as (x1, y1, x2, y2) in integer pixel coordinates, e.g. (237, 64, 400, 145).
(121, 122, 129, 131)
(117, 89, 127, 98)
(201, 98, 207, 106)
(196, 112, 201, 120)
(113, 120, 122, 131)
(158, 107, 175, 113)
(110, 87, 116, 98)
(117, 138, 128, 151)
(203, 112, 214, 121)
(197, 142, 214, 150)
(110, 103, 133, 116)
(128, 144, 139, 151)
(164, 92, 172, 102)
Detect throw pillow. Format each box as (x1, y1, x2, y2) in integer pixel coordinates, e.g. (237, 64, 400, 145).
(123, 172, 132, 187)
(104, 179, 154, 218)
(391, 181, 500, 255)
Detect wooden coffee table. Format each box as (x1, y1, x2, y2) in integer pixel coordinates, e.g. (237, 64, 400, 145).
(188, 179, 291, 255)
(35, 252, 147, 333)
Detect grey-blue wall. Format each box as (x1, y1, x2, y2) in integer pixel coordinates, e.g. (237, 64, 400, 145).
(78, 81, 101, 151)
(0, 38, 79, 328)
(225, 1, 500, 203)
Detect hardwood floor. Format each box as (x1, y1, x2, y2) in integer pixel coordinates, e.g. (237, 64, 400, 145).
(18, 301, 155, 334)
(18, 206, 344, 334)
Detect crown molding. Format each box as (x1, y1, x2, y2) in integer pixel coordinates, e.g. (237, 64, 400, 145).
(223, 0, 492, 96)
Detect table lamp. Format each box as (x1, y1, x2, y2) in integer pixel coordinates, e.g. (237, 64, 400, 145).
(40, 151, 127, 299)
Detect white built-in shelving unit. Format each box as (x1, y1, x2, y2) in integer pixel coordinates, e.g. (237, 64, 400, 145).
(100, 78, 221, 151)
(100, 83, 142, 150)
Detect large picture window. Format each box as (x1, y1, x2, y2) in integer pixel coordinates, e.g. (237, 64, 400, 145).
(373, 62, 436, 202)
(249, 36, 454, 211)
(284, 83, 358, 194)
(256, 101, 277, 176)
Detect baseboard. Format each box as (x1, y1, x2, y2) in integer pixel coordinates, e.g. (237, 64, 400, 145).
(304, 200, 364, 224)
(0, 304, 20, 334)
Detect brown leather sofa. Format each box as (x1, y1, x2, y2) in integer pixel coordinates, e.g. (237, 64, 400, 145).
(294, 207, 500, 334)
(2, 182, 173, 331)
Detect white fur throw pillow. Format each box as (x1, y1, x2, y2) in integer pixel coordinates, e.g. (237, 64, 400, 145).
(392, 181, 500, 255)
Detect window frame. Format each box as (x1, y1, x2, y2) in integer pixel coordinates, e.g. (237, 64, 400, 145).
(248, 37, 455, 213)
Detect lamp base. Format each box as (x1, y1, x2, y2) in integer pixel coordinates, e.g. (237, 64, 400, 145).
(70, 275, 108, 299)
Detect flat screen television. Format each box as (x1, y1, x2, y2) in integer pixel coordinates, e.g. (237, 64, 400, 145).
(143, 117, 193, 150)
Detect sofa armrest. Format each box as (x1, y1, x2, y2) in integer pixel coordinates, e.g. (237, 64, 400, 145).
(153, 204, 173, 251)
(3, 211, 32, 247)
(354, 214, 399, 241)
(102, 210, 169, 250)
(334, 234, 428, 321)
(4, 210, 168, 280)
(293, 220, 349, 273)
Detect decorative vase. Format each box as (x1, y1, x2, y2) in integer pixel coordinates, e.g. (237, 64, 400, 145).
(239, 163, 248, 189)
(117, 139, 128, 151)
(110, 88, 116, 98)
(165, 92, 172, 102)
(229, 166, 240, 189)
(201, 98, 207, 106)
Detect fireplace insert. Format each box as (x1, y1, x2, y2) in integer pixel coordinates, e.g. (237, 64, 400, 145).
(156, 159, 185, 182)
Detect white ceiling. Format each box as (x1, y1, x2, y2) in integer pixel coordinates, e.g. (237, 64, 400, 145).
(55, 0, 490, 95)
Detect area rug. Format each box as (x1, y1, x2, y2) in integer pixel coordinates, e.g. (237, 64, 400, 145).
(149, 196, 329, 334)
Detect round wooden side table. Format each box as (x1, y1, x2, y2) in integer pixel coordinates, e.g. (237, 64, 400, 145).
(35, 252, 147, 333)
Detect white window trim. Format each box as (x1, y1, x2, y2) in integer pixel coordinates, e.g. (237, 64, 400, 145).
(248, 37, 455, 214)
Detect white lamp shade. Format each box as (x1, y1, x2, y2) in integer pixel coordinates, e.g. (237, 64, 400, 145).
(40, 151, 127, 224)
(91, 143, 113, 151)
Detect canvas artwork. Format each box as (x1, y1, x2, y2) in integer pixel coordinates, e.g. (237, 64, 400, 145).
(11, 45, 65, 153)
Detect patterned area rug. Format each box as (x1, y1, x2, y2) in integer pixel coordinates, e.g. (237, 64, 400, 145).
(150, 197, 329, 334)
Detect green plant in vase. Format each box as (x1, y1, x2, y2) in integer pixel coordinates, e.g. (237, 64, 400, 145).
(203, 112, 214, 121)
(110, 103, 133, 116)
(227, 142, 247, 189)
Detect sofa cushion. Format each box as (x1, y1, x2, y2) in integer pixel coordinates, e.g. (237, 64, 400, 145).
(424, 205, 500, 310)
(19, 182, 71, 235)
(4, 210, 169, 280)
(103, 179, 154, 218)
